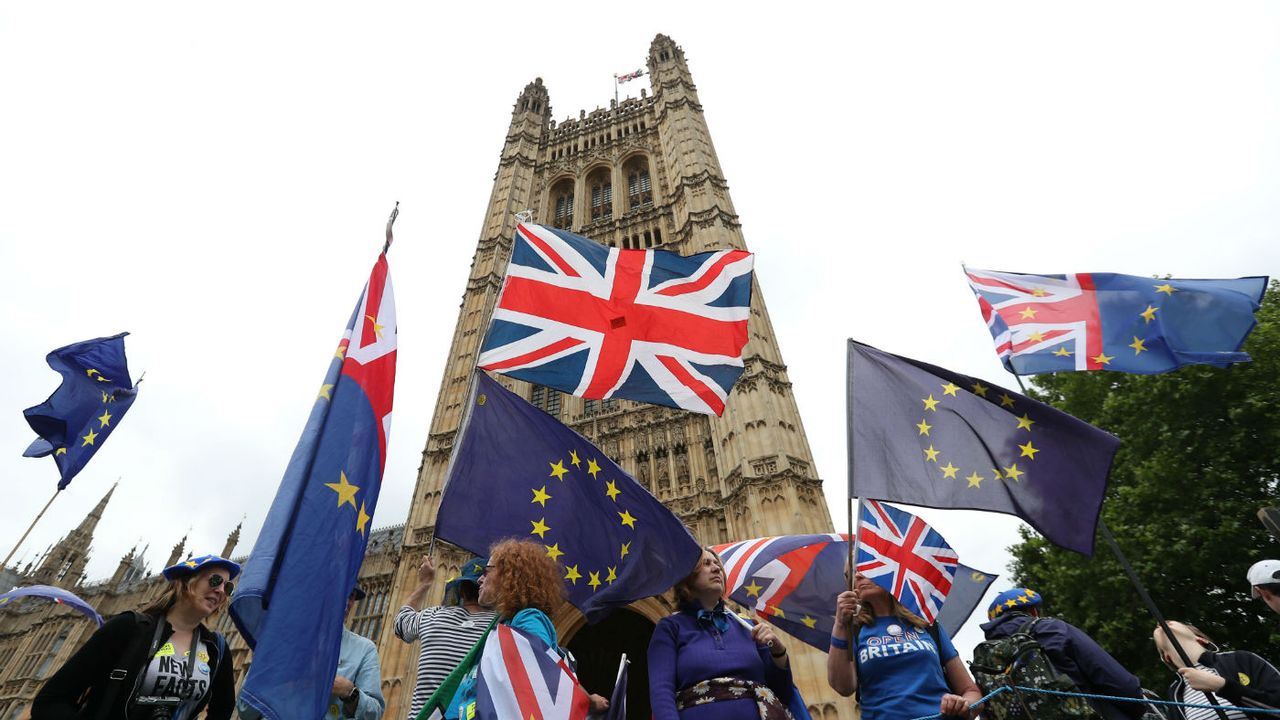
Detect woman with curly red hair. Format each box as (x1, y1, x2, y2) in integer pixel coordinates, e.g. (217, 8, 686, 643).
(445, 539, 607, 719)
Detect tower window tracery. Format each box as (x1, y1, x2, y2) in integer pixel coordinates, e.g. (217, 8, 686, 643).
(625, 156, 653, 209)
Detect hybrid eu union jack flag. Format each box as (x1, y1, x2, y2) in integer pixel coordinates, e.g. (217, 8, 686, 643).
(857, 500, 958, 624)
(478, 223, 754, 415)
(965, 268, 1267, 375)
(473, 624, 591, 720)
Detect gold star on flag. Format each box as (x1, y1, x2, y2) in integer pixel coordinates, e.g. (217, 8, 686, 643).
(618, 510, 636, 528)
(991, 467, 1003, 480)
(365, 314, 384, 339)
(98, 410, 112, 427)
(586, 458, 601, 478)
(1140, 305, 1158, 323)
(924, 445, 940, 462)
(530, 518, 550, 539)
(922, 395, 940, 411)
(564, 565, 581, 584)
(941, 382, 959, 397)
(570, 450, 581, 467)
(966, 472, 983, 488)
(356, 502, 371, 535)
(54, 447, 67, 456)
(1155, 283, 1176, 296)
(1027, 331, 1046, 343)
(318, 384, 334, 400)
(545, 543, 563, 561)
(999, 393, 1016, 408)
(1129, 337, 1147, 355)
(1092, 352, 1113, 365)
(588, 571, 602, 591)
(1016, 413, 1035, 431)
(1032, 288, 1048, 297)
(802, 616, 818, 629)
(549, 460, 569, 481)
(971, 381, 989, 397)
(1019, 306, 1038, 319)
(606, 566, 617, 584)
(1053, 346, 1073, 357)
(916, 419, 932, 436)
(605, 481, 621, 502)
(770, 607, 785, 618)
(1003, 464, 1025, 481)
(620, 541, 631, 559)
(334, 343, 347, 359)
(81, 429, 98, 446)
(1018, 441, 1039, 460)
(531, 486, 551, 507)
(941, 462, 959, 479)
(745, 580, 763, 597)
(325, 471, 360, 508)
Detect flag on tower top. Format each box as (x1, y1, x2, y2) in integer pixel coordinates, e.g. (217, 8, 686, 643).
(478, 223, 755, 415)
(616, 69, 645, 83)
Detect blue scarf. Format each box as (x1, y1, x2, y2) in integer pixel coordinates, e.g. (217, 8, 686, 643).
(692, 601, 731, 633)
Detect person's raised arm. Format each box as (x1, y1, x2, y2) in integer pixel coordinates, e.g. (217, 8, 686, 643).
(827, 591, 859, 697)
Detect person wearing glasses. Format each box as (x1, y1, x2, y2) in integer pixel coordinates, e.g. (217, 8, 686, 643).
(33, 554, 239, 720)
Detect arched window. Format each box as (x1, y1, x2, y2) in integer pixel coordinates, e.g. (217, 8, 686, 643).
(624, 156, 653, 210)
(587, 167, 612, 222)
(550, 179, 574, 229)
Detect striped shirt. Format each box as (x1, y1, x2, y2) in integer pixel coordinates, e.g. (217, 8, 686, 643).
(1181, 665, 1248, 720)
(394, 605, 496, 720)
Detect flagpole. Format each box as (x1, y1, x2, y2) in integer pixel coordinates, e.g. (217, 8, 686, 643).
(3, 487, 61, 569)
(1006, 369, 1230, 720)
(613, 74, 619, 106)
(383, 201, 399, 255)
(846, 340, 858, 592)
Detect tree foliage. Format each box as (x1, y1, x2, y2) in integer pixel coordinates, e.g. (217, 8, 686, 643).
(1009, 280, 1280, 689)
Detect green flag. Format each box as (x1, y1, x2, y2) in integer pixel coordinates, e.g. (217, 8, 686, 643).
(416, 616, 499, 720)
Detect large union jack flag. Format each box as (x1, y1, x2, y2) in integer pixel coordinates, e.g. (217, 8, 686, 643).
(857, 500, 958, 624)
(965, 268, 1105, 374)
(474, 624, 591, 720)
(478, 223, 754, 415)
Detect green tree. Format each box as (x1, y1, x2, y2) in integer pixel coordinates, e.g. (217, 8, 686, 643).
(1009, 280, 1280, 690)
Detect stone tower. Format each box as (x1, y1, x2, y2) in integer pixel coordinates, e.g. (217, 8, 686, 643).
(378, 35, 846, 720)
(31, 483, 115, 588)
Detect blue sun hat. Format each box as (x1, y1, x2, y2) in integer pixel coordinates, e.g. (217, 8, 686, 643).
(987, 587, 1042, 620)
(162, 554, 241, 581)
(443, 556, 487, 606)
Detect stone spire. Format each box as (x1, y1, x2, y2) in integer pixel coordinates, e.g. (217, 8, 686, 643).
(165, 534, 187, 569)
(32, 483, 116, 588)
(221, 521, 242, 559)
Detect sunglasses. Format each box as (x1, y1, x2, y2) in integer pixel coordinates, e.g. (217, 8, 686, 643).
(207, 574, 234, 595)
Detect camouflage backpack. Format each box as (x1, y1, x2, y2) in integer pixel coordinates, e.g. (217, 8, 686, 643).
(969, 617, 1101, 720)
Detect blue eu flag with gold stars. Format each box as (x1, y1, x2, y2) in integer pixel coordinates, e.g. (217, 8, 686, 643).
(848, 340, 1120, 555)
(23, 333, 138, 490)
(436, 373, 701, 622)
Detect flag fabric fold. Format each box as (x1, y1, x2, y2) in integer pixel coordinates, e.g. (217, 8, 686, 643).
(965, 268, 1268, 375)
(477, 223, 755, 416)
(435, 372, 701, 622)
(23, 333, 138, 489)
(230, 253, 396, 720)
(937, 564, 998, 638)
(475, 624, 591, 720)
(847, 340, 1120, 555)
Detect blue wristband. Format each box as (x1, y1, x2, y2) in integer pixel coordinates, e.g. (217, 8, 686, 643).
(829, 635, 850, 650)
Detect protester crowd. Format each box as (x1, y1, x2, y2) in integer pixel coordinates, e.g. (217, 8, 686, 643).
(26, 544, 1280, 720)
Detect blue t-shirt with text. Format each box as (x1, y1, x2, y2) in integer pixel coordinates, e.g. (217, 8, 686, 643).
(856, 615, 957, 720)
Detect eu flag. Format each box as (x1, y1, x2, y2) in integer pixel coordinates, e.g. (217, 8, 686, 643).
(231, 253, 397, 720)
(848, 340, 1120, 555)
(966, 269, 1268, 375)
(937, 564, 998, 638)
(436, 373, 701, 622)
(23, 333, 138, 489)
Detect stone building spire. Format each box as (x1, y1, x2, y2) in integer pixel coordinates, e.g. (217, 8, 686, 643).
(165, 534, 187, 569)
(221, 521, 242, 559)
(31, 483, 116, 588)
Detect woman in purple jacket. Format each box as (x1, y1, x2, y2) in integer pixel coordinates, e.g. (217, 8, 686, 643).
(647, 547, 796, 719)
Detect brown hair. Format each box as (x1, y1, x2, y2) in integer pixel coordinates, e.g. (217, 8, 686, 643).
(852, 588, 928, 631)
(488, 539, 565, 619)
(673, 547, 724, 605)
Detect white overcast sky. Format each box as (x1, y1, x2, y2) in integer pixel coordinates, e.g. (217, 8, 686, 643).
(2, 2, 1278, 653)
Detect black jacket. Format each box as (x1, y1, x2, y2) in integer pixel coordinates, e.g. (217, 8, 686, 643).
(1166, 650, 1280, 717)
(32, 611, 234, 720)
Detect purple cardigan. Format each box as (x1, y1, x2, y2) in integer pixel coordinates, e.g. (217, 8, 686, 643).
(647, 606, 794, 719)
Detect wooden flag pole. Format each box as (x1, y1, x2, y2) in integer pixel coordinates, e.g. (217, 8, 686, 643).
(3, 487, 61, 569)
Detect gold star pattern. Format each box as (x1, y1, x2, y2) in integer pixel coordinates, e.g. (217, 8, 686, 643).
(530, 518, 550, 539)
(1005, 598, 1018, 609)
(618, 510, 637, 528)
(549, 460, 569, 481)
(570, 450, 581, 467)
(745, 580, 763, 597)
(564, 565, 581, 584)
(1032, 288, 1048, 297)
(1016, 413, 1035, 431)
(97, 410, 112, 427)
(586, 458, 601, 478)
(1018, 441, 1039, 460)
(606, 566, 617, 584)
(588, 571, 602, 591)
(81, 429, 99, 446)
(101, 391, 114, 403)
(922, 395, 940, 412)
(318, 384, 334, 400)
(923, 445, 940, 462)
(966, 472, 983, 488)
(1155, 283, 1176, 296)
(991, 467, 1003, 480)
(605, 481, 621, 502)
(1019, 306, 1039, 319)
(334, 343, 347, 359)
(1129, 337, 1147, 355)
(1027, 331, 1046, 343)
(1092, 352, 1113, 366)
(531, 486, 551, 507)
(941, 382, 959, 397)
(54, 447, 67, 456)
(802, 616, 818, 629)
(356, 502, 371, 535)
(1003, 464, 1025, 481)
(971, 381, 989, 398)
(999, 392, 1016, 408)
(620, 541, 631, 560)
(325, 471, 360, 508)
(916, 419, 932, 436)
(1053, 346, 1073, 357)
(941, 462, 959, 479)
(1140, 305, 1158, 323)
(545, 543, 563, 561)
(365, 314, 384, 339)
(770, 607, 785, 619)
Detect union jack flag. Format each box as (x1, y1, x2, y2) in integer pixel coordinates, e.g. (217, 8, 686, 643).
(473, 624, 591, 720)
(965, 268, 1105, 374)
(478, 223, 754, 415)
(616, 68, 645, 83)
(857, 500, 958, 624)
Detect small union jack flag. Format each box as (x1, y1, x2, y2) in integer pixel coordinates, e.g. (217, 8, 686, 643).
(474, 624, 591, 720)
(616, 68, 645, 83)
(857, 500, 958, 624)
(478, 223, 754, 415)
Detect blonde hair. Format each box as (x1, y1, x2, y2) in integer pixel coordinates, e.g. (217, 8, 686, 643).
(140, 579, 186, 615)
(853, 594, 929, 630)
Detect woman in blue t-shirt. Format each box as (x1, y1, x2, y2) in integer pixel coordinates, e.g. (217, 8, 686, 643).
(827, 569, 980, 720)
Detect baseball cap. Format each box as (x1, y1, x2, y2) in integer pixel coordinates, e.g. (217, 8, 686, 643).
(1247, 560, 1280, 597)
